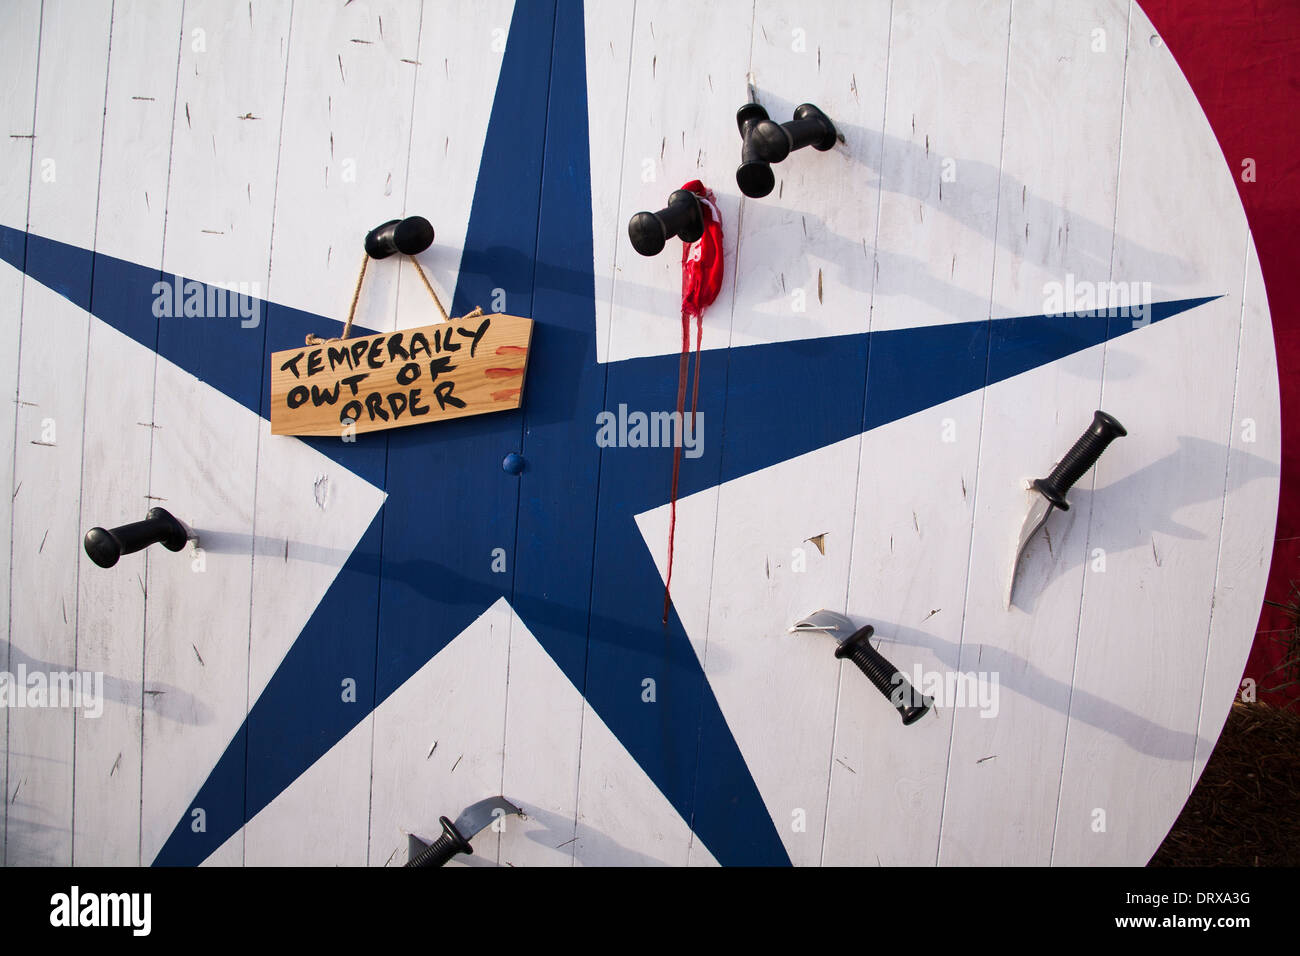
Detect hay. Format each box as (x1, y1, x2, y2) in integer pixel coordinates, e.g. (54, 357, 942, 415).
(1150, 701, 1300, 866)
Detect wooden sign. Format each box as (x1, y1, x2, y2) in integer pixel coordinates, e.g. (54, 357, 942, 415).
(270, 313, 532, 437)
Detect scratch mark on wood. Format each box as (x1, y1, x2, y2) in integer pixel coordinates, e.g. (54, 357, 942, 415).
(185, 103, 191, 128)
(62, 599, 67, 625)
(10, 779, 22, 804)
(38, 529, 47, 553)
(652, 55, 656, 78)
(400, 58, 420, 65)
(193, 644, 204, 667)
(817, 45, 821, 70)
(143, 689, 165, 697)
(338, 54, 345, 82)
(236, 112, 260, 120)
(1044, 525, 1053, 557)
(8, 134, 35, 139)
(779, 180, 784, 199)
(384, 845, 398, 867)
(802, 215, 807, 237)
(834, 757, 856, 774)
(660, 136, 664, 160)
(132, 95, 155, 101)
(977, 754, 997, 764)
(378, 16, 383, 37)
(761, 25, 769, 43)
(765, 556, 770, 579)
(1152, 537, 1161, 567)
(145, 495, 167, 501)
(110, 753, 122, 776)
(961, 476, 967, 500)
(29, 440, 54, 447)
(450, 754, 463, 773)
(138, 573, 145, 596)
(817, 269, 823, 304)
(806, 533, 826, 555)
(200, 229, 224, 235)
(555, 836, 577, 849)
(426, 740, 438, 759)
(283, 539, 289, 562)
(350, 38, 373, 44)
(921, 608, 940, 623)
(912, 511, 919, 533)
(851, 73, 858, 100)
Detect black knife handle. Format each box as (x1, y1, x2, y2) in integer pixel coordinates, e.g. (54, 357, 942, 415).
(405, 816, 473, 868)
(834, 626, 932, 726)
(84, 507, 189, 569)
(735, 103, 776, 199)
(365, 216, 435, 259)
(628, 188, 704, 257)
(751, 103, 838, 164)
(1031, 410, 1127, 510)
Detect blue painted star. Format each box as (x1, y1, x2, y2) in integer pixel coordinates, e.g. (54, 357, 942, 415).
(0, 0, 1215, 866)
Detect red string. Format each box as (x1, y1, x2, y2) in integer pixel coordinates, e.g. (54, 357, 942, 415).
(663, 309, 691, 624)
(663, 309, 705, 625)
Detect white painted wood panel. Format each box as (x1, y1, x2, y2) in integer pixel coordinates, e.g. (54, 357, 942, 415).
(578, 0, 758, 867)
(937, 0, 1130, 866)
(73, 0, 185, 866)
(399, 0, 518, 330)
(602, 0, 754, 364)
(1193, 236, 1280, 782)
(691, 0, 892, 866)
(1052, 1, 1253, 865)
(241, 0, 422, 868)
(0, 0, 43, 868)
(826, 0, 1012, 866)
(6, 0, 113, 866)
(141, 0, 293, 866)
(361, 0, 520, 867)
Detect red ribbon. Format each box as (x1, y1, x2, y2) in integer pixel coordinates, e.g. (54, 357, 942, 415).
(664, 181, 723, 624)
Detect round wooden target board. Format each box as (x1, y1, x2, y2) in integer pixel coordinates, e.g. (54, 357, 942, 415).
(0, 0, 1277, 867)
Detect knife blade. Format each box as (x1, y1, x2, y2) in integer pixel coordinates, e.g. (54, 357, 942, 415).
(1006, 410, 1127, 608)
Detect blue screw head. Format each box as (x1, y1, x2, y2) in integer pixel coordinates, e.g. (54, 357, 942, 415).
(502, 452, 524, 475)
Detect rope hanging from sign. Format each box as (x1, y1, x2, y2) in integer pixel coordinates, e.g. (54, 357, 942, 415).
(663, 180, 724, 625)
(304, 253, 482, 346)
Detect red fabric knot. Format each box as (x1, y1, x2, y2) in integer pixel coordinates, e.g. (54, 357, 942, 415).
(664, 181, 723, 624)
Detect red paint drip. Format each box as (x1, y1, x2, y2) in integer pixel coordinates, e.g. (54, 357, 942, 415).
(495, 345, 528, 355)
(484, 366, 524, 378)
(491, 387, 522, 402)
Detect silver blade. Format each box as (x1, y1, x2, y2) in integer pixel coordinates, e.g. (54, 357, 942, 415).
(1006, 494, 1055, 609)
(789, 609, 855, 636)
(453, 795, 522, 841)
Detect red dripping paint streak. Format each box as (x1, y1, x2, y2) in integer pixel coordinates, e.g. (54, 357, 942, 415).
(664, 309, 691, 625)
(484, 366, 524, 378)
(495, 345, 528, 355)
(491, 388, 522, 402)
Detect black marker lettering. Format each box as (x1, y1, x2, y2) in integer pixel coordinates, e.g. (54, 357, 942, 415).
(457, 317, 491, 358)
(433, 380, 466, 410)
(280, 353, 305, 378)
